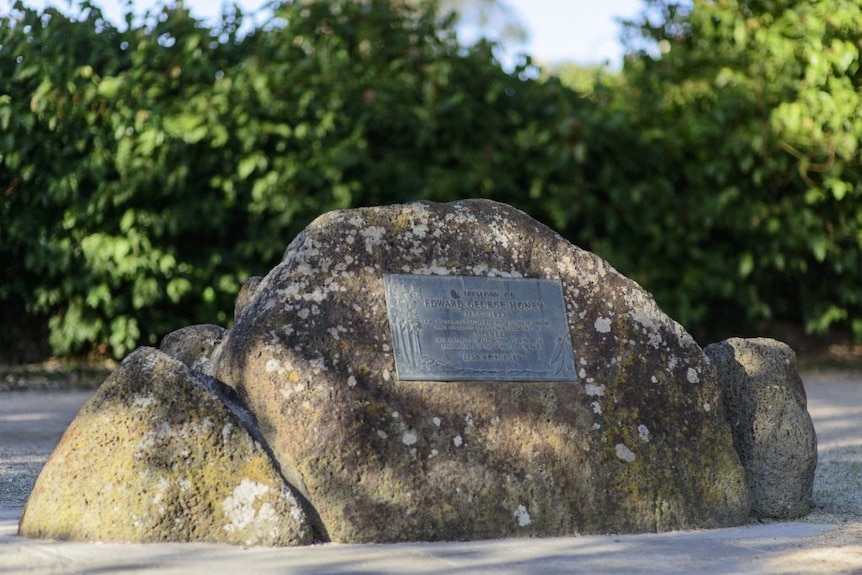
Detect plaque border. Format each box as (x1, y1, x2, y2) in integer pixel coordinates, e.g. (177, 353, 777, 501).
(383, 274, 577, 383)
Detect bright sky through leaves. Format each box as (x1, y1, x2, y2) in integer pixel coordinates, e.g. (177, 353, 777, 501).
(3, 0, 643, 67)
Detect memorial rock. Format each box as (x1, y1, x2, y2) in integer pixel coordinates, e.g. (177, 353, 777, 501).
(19, 347, 317, 546)
(211, 199, 750, 543)
(705, 337, 817, 519)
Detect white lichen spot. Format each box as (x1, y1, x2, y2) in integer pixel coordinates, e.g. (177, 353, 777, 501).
(309, 357, 327, 372)
(687, 368, 700, 383)
(594, 317, 612, 333)
(289, 500, 304, 523)
(592, 423, 602, 431)
(382, 369, 391, 382)
(306, 287, 328, 303)
(133, 395, 156, 409)
(264, 359, 282, 374)
(591, 401, 602, 415)
(579, 368, 587, 379)
(584, 383, 605, 397)
(514, 505, 532, 527)
(360, 226, 386, 254)
(377, 430, 388, 439)
(391, 411, 400, 420)
(429, 449, 439, 458)
(432, 417, 442, 427)
(347, 375, 357, 388)
(651, 375, 658, 384)
(410, 264, 452, 276)
(615, 443, 636, 463)
(152, 477, 171, 515)
(453, 435, 463, 447)
(464, 414, 474, 427)
(704, 402, 712, 412)
(402, 430, 418, 445)
(638, 424, 650, 442)
(222, 479, 270, 533)
(297, 308, 310, 320)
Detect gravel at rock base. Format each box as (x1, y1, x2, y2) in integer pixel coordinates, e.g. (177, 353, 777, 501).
(797, 371, 862, 525)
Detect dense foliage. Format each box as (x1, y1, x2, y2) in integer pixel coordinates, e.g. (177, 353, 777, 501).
(0, 0, 860, 359)
(0, 0, 585, 358)
(598, 0, 862, 338)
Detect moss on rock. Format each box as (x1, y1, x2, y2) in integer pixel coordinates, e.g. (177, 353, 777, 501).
(19, 347, 317, 546)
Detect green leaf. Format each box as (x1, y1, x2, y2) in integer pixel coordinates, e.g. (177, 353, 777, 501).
(97, 76, 124, 99)
(167, 277, 192, 303)
(738, 252, 754, 278)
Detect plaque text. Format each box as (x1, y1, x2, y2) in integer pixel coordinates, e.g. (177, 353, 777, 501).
(383, 275, 577, 382)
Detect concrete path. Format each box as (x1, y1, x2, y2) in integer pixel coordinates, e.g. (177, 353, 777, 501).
(1, 373, 861, 574)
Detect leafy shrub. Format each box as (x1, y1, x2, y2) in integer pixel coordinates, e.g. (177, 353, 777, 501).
(571, 0, 862, 340)
(0, 0, 589, 357)
(1, 0, 860, 360)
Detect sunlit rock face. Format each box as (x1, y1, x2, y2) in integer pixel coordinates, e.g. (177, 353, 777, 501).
(19, 347, 318, 546)
(212, 199, 750, 543)
(705, 337, 817, 519)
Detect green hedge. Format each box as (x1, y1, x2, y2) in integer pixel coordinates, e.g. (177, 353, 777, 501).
(587, 0, 862, 339)
(1, 0, 860, 360)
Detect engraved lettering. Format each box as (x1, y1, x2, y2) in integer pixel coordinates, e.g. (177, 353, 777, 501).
(462, 353, 522, 362)
(468, 300, 507, 309)
(510, 300, 544, 311)
(424, 298, 464, 308)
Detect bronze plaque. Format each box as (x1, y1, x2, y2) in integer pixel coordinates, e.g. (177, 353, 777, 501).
(383, 274, 576, 382)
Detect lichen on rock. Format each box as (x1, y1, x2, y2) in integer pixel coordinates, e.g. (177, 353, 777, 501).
(212, 199, 750, 543)
(19, 347, 317, 546)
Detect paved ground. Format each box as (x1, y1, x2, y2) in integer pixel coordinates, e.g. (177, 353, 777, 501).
(1, 372, 861, 574)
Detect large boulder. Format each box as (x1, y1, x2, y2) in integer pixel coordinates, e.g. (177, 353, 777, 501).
(212, 199, 750, 543)
(19, 347, 318, 546)
(704, 337, 817, 519)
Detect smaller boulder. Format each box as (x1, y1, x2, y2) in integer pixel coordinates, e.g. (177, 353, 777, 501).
(19, 347, 318, 546)
(705, 337, 817, 519)
(160, 324, 226, 376)
(235, 276, 263, 319)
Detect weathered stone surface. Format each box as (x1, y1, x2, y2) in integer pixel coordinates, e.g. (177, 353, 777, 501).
(235, 276, 263, 320)
(704, 337, 817, 519)
(160, 323, 225, 375)
(213, 199, 749, 543)
(19, 347, 317, 546)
